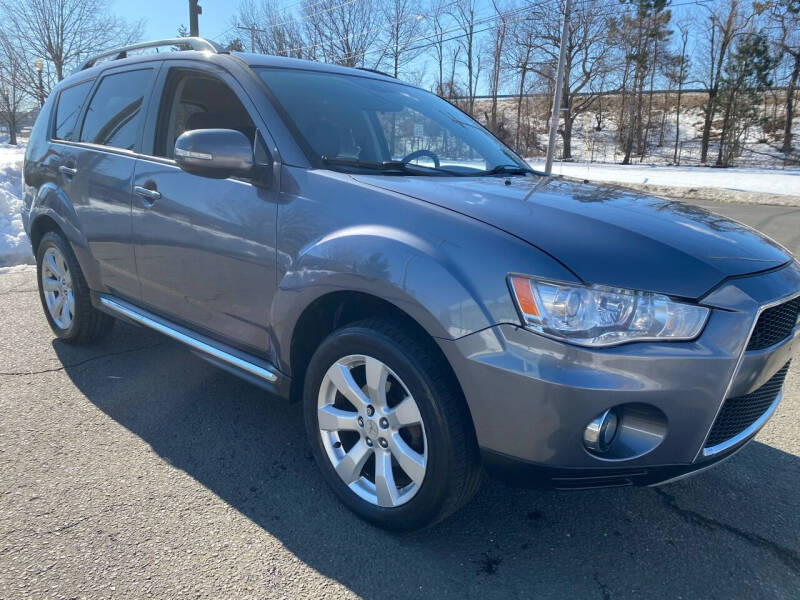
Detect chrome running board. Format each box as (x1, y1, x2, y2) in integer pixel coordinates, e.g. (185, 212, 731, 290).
(98, 296, 279, 383)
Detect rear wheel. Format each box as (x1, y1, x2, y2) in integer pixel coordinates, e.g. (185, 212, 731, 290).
(36, 231, 114, 344)
(303, 318, 481, 531)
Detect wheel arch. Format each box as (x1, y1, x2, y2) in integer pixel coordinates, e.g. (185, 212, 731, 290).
(285, 290, 470, 415)
(29, 213, 63, 255)
(28, 188, 99, 289)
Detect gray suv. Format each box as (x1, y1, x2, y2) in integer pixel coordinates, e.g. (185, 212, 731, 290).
(22, 38, 800, 531)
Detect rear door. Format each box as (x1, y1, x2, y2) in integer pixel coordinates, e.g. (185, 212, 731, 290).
(66, 65, 158, 299)
(131, 60, 279, 356)
(47, 77, 96, 256)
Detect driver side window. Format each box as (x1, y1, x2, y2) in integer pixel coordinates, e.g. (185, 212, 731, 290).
(154, 69, 270, 166)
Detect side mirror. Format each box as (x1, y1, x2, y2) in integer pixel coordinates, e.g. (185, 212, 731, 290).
(174, 128, 254, 179)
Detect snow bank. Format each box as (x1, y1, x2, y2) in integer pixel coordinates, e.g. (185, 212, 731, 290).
(528, 160, 800, 198)
(0, 139, 32, 267)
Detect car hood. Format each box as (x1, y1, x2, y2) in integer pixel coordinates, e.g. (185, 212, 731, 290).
(353, 174, 791, 299)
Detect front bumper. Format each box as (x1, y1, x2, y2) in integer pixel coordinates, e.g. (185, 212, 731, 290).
(480, 441, 747, 489)
(439, 262, 800, 487)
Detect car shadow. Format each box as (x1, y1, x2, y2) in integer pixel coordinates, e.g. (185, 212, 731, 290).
(53, 322, 800, 599)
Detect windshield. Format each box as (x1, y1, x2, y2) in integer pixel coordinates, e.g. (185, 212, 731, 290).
(255, 67, 531, 176)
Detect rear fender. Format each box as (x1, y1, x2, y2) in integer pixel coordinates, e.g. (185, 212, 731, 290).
(28, 183, 100, 288)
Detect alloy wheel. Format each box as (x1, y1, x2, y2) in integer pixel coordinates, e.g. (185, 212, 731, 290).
(317, 354, 427, 507)
(41, 246, 75, 330)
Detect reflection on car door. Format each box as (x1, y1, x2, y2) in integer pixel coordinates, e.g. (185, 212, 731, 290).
(65, 66, 158, 300)
(131, 61, 279, 357)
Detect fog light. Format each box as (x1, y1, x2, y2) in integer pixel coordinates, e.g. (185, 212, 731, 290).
(584, 409, 619, 454)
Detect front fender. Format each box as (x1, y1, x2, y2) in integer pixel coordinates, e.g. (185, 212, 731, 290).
(273, 224, 496, 343)
(270, 221, 573, 375)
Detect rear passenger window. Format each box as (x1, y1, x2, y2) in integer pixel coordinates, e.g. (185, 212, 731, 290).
(53, 80, 93, 141)
(80, 69, 153, 150)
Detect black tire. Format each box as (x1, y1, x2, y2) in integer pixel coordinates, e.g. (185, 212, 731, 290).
(303, 317, 481, 531)
(35, 230, 115, 344)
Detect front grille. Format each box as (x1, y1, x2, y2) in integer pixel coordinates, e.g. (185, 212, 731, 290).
(704, 362, 790, 449)
(747, 296, 800, 351)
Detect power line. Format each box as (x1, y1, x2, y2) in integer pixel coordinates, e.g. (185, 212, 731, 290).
(227, 0, 730, 70)
(287, 0, 464, 56)
(341, 0, 627, 64)
(243, 0, 367, 34)
(340, 2, 543, 62)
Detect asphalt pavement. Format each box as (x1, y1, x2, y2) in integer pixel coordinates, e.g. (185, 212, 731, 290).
(1, 200, 799, 599)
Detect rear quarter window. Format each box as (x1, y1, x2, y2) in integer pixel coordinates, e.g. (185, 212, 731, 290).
(79, 68, 154, 151)
(53, 80, 94, 141)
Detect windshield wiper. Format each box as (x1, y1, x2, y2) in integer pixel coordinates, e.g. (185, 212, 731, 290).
(321, 156, 461, 176)
(476, 164, 534, 176)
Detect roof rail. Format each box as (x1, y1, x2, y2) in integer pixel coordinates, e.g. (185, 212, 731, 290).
(75, 37, 222, 72)
(355, 67, 395, 78)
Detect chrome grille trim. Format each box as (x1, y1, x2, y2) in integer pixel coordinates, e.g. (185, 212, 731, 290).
(693, 288, 800, 462)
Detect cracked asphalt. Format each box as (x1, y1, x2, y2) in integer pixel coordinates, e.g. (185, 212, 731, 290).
(1, 200, 799, 599)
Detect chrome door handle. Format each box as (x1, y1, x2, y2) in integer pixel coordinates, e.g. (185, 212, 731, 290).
(134, 185, 162, 202)
(59, 165, 77, 178)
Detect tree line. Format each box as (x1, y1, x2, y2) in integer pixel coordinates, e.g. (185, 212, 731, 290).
(226, 0, 799, 166)
(0, 0, 797, 168)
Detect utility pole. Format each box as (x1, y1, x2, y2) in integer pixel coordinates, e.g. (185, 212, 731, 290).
(34, 58, 44, 108)
(189, 0, 201, 37)
(544, 0, 571, 175)
(236, 25, 256, 52)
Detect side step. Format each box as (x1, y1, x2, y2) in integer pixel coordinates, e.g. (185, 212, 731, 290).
(98, 295, 287, 394)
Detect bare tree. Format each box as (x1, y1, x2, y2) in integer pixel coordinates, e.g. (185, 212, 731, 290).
(379, 0, 428, 78)
(0, 32, 27, 145)
(695, 0, 758, 163)
(639, 8, 671, 160)
(506, 10, 537, 151)
(429, 0, 451, 96)
(0, 0, 143, 97)
(233, 0, 306, 58)
(485, 0, 508, 134)
(451, 0, 480, 115)
(769, 0, 800, 153)
(615, 0, 670, 165)
(667, 21, 691, 163)
(301, 0, 383, 67)
(529, 0, 617, 160)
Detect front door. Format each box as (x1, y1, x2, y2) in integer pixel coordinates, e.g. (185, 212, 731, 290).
(131, 62, 279, 356)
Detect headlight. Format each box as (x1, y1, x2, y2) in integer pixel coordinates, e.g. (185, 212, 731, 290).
(508, 275, 709, 347)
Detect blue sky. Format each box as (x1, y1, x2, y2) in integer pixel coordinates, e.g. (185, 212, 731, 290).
(109, 0, 719, 94)
(111, 0, 238, 44)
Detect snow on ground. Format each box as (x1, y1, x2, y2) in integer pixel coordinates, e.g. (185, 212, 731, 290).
(0, 264, 35, 274)
(0, 138, 32, 267)
(528, 159, 800, 198)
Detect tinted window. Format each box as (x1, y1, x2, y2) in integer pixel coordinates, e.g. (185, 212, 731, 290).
(53, 80, 93, 141)
(80, 69, 153, 150)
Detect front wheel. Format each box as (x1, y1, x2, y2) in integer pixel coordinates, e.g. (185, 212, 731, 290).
(303, 318, 481, 531)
